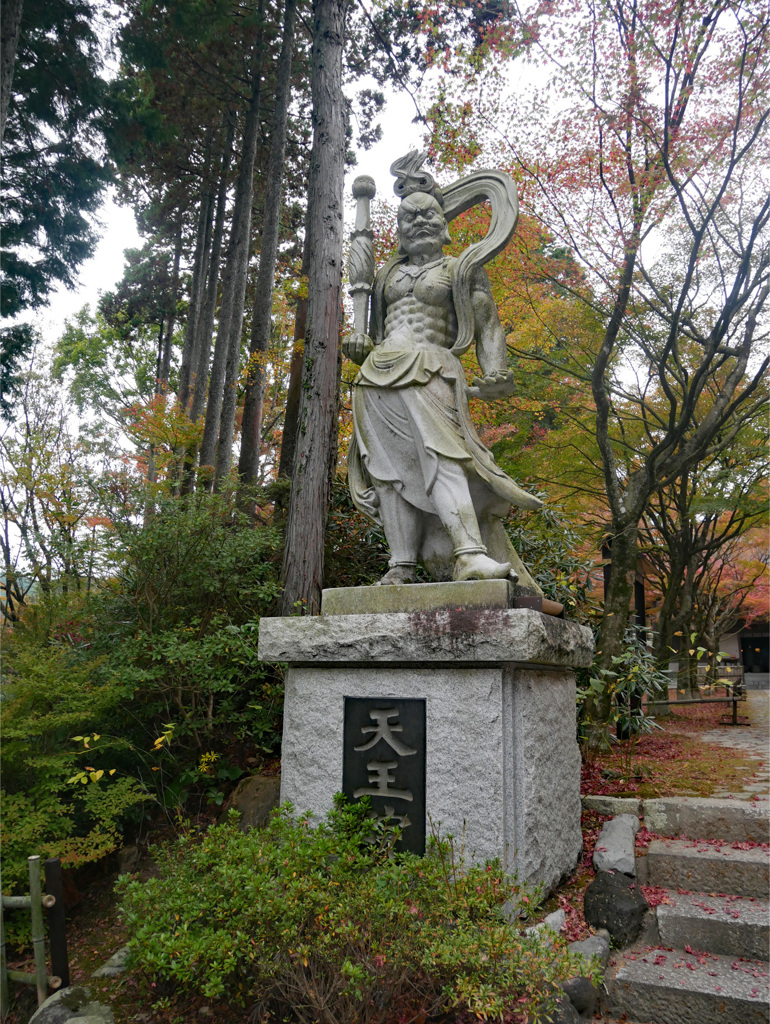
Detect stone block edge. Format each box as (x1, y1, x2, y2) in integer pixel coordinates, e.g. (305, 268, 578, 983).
(258, 606, 594, 668)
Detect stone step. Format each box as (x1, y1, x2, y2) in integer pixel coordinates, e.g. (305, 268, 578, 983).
(604, 947, 770, 1024)
(656, 890, 770, 960)
(644, 797, 770, 843)
(644, 839, 770, 899)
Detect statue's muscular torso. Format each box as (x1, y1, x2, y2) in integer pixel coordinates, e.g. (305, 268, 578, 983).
(381, 257, 458, 351)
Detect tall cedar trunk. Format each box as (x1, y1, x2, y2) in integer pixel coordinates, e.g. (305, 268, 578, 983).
(145, 317, 167, 494)
(190, 118, 235, 424)
(279, 0, 347, 616)
(199, 10, 266, 480)
(154, 320, 165, 396)
(213, 6, 267, 485)
(177, 154, 214, 410)
(238, 0, 297, 492)
(161, 223, 183, 388)
(275, 217, 311, 484)
(178, 124, 235, 496)
(0, 0, 23, 147)
(188, 191, 215, 397)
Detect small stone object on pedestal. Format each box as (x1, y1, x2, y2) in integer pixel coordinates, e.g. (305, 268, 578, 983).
(258, 579, 593, 894)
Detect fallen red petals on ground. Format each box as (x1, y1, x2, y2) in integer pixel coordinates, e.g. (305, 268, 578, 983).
(641, 886, 671, 907)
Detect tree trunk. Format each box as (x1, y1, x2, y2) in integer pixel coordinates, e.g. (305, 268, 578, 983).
(651, 547, 688, 667)
(703, 607, 720, 688)
(178, 119, 236, 496)
(178, 149, 215, 411)
(583, 520, 639, 729)
(279, 0, 347, 616)
(200, 10, 266, 482)
(675, 622, 698, 699)
(0, 0, 23, 147)
(276, 219, 311, 485)
(238, 0, 298, 494)
(673, 561, 700, 699)
(145, 317, 166, 503)
(188, 197, 215, 399)
(189, 116, 235, 427)
(212, 6, 267, 487)
(161, 223, 183, 389)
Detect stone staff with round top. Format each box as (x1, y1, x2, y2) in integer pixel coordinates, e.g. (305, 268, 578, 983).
(347, 176, 377, 365)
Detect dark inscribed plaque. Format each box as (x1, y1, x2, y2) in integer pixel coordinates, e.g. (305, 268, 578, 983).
(342, 697, 426, 855)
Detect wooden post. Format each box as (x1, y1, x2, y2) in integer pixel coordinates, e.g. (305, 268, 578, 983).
(348, 175, 376, 336)
(44, 860, 69, 988)
(28, 857, 47, 1006)
(0, 859, 62, 1016)
(0, 868, 9, 1022)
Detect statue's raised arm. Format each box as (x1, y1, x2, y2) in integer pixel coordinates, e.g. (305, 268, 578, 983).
(345, 151, 544, 592)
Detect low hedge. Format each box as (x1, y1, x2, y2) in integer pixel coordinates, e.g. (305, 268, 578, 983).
(117, 798, 594, 1022)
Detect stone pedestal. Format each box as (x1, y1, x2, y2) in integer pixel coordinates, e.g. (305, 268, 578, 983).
(258, 580, 593, 894)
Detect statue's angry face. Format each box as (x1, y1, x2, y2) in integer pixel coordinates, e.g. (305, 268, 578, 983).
(397, 193, 451, 257)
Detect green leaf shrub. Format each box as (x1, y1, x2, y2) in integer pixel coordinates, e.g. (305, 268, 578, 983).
(117, 799, 593, 1021)
(505, 499, 596, 620)
(1, 484, 285, 935)
(323, 477, 391, 588)
(94, 486, 284, 767)
(0, 638, 149, 943)
(579, 628, 669, 765)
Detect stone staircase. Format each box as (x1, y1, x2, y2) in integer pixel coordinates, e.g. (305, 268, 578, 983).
(602, 797, 770, 1024)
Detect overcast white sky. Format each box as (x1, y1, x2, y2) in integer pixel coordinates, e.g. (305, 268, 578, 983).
(36, 88, 425, 348)
(36, 199, 142, 344)
(350, 89, 426, 199)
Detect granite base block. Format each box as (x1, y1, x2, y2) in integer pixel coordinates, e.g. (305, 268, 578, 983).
(279, 661, 582, 894)
(260, 601, 588, 895)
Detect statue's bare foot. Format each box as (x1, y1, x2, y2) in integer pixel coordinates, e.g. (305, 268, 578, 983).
(453, 553, 511, 582)
(373, 564, 418, 586)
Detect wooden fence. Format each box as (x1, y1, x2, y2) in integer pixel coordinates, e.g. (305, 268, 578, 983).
(0, 856, 70, 1019)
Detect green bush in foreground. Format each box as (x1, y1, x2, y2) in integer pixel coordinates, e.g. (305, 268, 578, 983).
(0, 636, 148, 934)
(117, 799, 594, 1022)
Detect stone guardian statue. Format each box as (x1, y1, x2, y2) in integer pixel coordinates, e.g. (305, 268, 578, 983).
(344, 152, 544, 592)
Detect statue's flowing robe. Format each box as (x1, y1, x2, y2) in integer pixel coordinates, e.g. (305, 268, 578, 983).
(347, 256, 543, 590)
